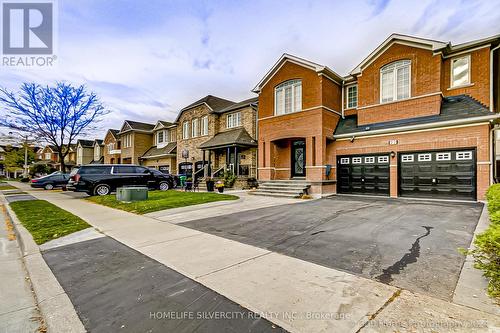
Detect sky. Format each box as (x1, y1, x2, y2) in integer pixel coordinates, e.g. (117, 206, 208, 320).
(1, 0, 500, 139)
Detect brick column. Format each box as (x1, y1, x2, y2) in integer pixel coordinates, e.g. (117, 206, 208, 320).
(390, 162, 398, 198)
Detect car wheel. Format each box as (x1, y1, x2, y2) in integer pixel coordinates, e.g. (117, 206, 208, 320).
(44, 183, 54, 190)
(172, 179, 178, 188)
(159, 181, 170, 191)
(93, 184, 111, 196)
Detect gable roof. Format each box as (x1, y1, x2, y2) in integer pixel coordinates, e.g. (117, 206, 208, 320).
(77, 139, 94, 148)
(153, 120, 175, 131)
(334, 95, 499, 138)
(350, 34, 449, 75)
(215, 97, 258, 114)
(252, 53, 344, 93)
(105, 129, 120, 140)
(174, 95, 235, 122)
(93, 139, 104, 147)
(119, 120, 155, 133)
(198, 128, 257, 149)
(140, 142, 177, 159)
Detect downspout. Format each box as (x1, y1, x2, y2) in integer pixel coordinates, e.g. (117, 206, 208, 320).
(341, 80, 345, 119)
(253, 102, 258, 179)
(489, 44, 500, 184)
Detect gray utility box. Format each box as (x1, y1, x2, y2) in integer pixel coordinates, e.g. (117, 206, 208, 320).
(116, 186, 148, 202)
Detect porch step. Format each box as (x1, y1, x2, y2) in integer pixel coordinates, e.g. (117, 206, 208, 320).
(250, 180, 311, 198)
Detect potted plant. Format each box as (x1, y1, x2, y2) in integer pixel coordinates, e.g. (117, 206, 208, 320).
(185, 177, 193, 191)
(205, 177, 215, 192)
(215, 180, 225, 193)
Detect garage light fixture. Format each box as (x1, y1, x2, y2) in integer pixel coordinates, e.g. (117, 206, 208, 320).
(390, 151, 396, 158)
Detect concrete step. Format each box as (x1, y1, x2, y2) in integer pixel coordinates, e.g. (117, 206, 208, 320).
(258, 180, 310, 186)
(258, 185, 309, 191)
(248, 191, 301, 198)
(254, 188, 305, 195)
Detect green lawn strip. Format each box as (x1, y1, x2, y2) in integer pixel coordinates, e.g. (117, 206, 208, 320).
(0, 185, 19, 190)
(9, 200, 90, 244)
(86, 190, 239, 214)
(4, 191, 27, 195)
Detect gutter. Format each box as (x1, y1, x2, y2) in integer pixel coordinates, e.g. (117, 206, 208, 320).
(490, 44, 500, 112)
(333, 114, 500, 139)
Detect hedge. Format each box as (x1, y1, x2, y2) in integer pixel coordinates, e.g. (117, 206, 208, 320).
(469, 184, 500, 302)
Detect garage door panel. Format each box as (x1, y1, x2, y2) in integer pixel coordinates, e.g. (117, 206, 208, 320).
(398, 149, 476, 201)
(337, 154, 390, 196)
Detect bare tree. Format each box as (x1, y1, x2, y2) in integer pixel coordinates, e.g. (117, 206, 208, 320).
(0, 82, 107, 172)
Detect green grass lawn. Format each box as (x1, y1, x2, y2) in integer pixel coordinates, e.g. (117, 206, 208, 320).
(86, 190, 239, 214)
(10, 200, 90, 244)
(0, 184, 19, 190)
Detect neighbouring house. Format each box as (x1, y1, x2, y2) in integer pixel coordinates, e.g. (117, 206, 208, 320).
(253, 33, 500, 200)
(91, 139, 104, 164)
(118, 120, 155, 164)
(140, 121, 177, 174)
(103, 129, 121, 164)
(76, 139, 94, 166)
(36, 144, 76, 171)
(174, 95, 258, 184)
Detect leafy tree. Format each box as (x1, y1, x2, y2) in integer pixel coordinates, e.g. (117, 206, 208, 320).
(0, 82, 107, 172)
(30, 163, 51, 176)
(3, 145, 35, 174)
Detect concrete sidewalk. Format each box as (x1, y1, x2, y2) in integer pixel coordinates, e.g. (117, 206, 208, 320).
(14, 184, 500, 332)
(0, 203, 42, 333)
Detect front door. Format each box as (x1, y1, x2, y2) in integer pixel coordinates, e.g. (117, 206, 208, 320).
(291, 140, 306, 178)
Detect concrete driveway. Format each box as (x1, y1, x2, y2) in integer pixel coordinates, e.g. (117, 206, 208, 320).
(180, 196, 483, 301)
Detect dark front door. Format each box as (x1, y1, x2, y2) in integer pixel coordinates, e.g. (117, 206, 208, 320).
(398, 149, 476, 200)
(337, 154, 390, 196)
(291, 140, 306, 177)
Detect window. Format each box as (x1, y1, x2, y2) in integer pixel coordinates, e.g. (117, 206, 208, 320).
(347, 85, 358, 109)
(275, 80, 302, 115)
(456, 151, 473, 160)
(365, 156, 375, 163)
(451, 55, 470, 88)
(401, 154, 414, 162)
(113, 165, 136, 174)
(201, 116, 209, 136)
(378, 156, 389, 163)
(182, 121, 189, 139)
(227, 112, 241, 128)
(122, 134, 132, 148)
(94, 145, 100, 160)
(107, 143, 115, 153)
(340, 157, 349, 164)
(418, 153, 431, 162)
(380, 60, 411, 103)
(436, 152, 451, 161)
(192, 118, 199, 137)
(157, 131, 164, 144)
(44, 153, 51, 160)
(352, 157, 362, 164)
(80, 166, 111, 174)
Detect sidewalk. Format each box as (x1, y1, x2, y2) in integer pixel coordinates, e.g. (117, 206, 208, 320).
(0, 203, 42, 333)
(13, 183, 500, 332)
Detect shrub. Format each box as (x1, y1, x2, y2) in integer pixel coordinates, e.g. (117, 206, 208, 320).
(467, 184, 500, 303)
(223, 171, 237, 188)
(20, 177, 30, 183)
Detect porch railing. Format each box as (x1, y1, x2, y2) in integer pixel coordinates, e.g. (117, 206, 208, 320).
(194, 164, 208, 179)
(211, 165, 225, 178)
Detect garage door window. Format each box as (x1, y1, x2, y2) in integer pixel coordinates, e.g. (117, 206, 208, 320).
(436, 152, 451, 161)
(378, 156, 389, 163)
(352, 157, 362, 164)
(365, 157, 375, 163)
(401, 154, 414, 162)
(456, 151, 472, 160)
(418, 153, 431, 162)
(340, 158, 349, 164)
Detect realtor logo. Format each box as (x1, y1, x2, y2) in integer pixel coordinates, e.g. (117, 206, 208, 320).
(2, 1, 53, 55)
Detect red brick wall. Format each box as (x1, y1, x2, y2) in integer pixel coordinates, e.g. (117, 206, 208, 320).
(441, 47, 491, 107)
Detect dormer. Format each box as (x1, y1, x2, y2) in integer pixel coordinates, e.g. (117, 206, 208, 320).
(153, 121, 177, 148)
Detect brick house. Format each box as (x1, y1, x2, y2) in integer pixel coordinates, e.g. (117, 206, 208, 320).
(175, 95, 258, 182)
(103, 129, 121, 164)
(36, 144, 77, 171)
(253, 33, 500, 200)
(140, 121, 177, 173)
(118, 120, 155, 164)
(76, 139, 94, 166)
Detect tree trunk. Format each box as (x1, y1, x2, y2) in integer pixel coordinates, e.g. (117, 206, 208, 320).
(59, 152, 66, 173)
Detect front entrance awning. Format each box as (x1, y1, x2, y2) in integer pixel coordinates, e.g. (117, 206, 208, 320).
(198, 128, 257, 150)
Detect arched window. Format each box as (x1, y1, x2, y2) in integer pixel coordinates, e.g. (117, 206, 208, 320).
(275, 79, 302, 115)
(380, 60, 410, 103)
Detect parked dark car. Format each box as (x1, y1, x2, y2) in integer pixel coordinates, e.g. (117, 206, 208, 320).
(30, 172, 70, 190)
(147, 168, 180, 188)
(67, 164, 174, 196)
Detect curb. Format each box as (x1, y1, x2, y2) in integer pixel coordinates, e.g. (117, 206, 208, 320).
(2, 196, 87, 333)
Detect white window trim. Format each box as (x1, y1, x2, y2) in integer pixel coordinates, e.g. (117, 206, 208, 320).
(182, 121, 189, 140)
(365, 156, 375, 163)
(346, 84, 358, 109)
(192, 118, 199, 138)
(456, 151, 473, 160)
(379, 60, 411, 103)
(340, 157, 349, 164)
(226, 112, 242, 129)
(274, 79, 302, 115)
(44, 152, 51, 160)
(418, 153, 432, 162)
(201, 116, 209, 136)
(401, 154, 414, 162)
(436, 152, 451, 161)
(352, 157, 362, 164)
(378, 156, 389, 163)
(450, 54, 471, 88)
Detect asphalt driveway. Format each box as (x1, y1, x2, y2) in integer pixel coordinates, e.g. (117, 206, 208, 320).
(180, 196, 483, 300)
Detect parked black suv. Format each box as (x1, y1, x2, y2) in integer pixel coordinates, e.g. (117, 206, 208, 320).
(67, 164, 174, 196)
(30, 171, 70, 190)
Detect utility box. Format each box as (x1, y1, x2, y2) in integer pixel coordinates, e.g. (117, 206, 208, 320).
(116, 186, 148, 202)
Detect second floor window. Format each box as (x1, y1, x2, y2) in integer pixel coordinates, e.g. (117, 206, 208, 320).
(275, 80, 302, 115)
(347, 85, 358, 108)
(227, 112, 241, 128)
(192, 118, 199, 137)
(45, 152, 51, 160)
(201, 116, 208, 136)
(157, 131, 164, 144)
(451, 55, 470, 88)
(107, 143, 115, 152)
(182, 121, 189, 139)
(380, 60, 410, 103)
(122, 134, 132, 148)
